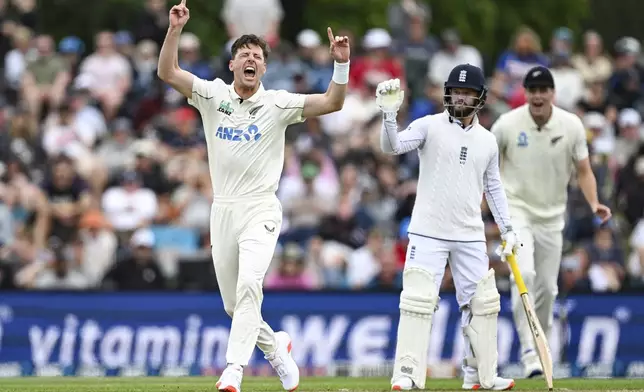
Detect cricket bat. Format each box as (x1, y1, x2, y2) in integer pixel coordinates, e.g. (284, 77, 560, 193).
(506, 251, 554, 390)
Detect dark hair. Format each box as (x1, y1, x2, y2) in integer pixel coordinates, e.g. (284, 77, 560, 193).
(231, 34, 270, 61)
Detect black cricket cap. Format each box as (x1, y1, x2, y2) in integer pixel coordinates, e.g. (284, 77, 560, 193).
(523, 66, 555, 89)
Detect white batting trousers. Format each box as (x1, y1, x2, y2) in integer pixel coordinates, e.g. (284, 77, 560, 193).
(210, 193, 282, 366)
(405, 233, 495, 379)
(508, 207, 563, 363)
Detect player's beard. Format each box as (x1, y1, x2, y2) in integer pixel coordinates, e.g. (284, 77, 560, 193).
(453, 101, 475, 119)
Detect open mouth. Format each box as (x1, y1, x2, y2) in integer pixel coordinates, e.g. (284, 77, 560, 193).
(244, 66, 256, 78)
(532, 101, 544, 108)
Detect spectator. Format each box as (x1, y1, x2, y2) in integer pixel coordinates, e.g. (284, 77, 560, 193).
(39, 155, 91, 245)
(550, 53, 584, 112)
(102, 228, 167, 290)
(627, 220, 644, 287)
(4, 25, 32, 104)
(365, 251, 402, 290)
(265, 243, 317, 290)
(170, 161, 211, 234)
(101, 171, 158, 240)
(428, 29, 482, 87)
(58, 36, 85, 79)
(387, 0, 431, 41)
(76, 209, 117, 287)
(78, 31, 132, 120)
(133, 0, 169, 46)
(347, 228, 385, 289)
(281, 161, 335, 246)
(21, 34, 70, 121)
(296, 29, 333, 94)
(548, 27, 574, 62)
(613, 108, 644, 169)
(571, 30, 613, 87)
(581, 225, 626, 293)
(350, 28, 405, 94)
(97, 117, 136, 179)
(221, 0, 283, 46)
(21, 245, 89, 290)
(614, 148, 644, 227)
(395, 15, 439, 101)
(491, 26, 548, 102)
(575, 79, 617, 124)
(606, 37, 644, 112)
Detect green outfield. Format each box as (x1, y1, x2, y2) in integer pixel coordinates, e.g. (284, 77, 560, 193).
(2, 377, 644, 392)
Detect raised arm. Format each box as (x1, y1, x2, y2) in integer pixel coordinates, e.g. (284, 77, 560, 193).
(157, 0, 195, 99)
(301, 27, 350, 118)
(376, 78, 427, 155)
(380, 113, 428, 155)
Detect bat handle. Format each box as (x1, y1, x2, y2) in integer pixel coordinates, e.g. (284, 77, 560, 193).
(506, 253, 528, 295)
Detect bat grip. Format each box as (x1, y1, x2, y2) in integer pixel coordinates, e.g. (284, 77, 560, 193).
(507, 253, 528, 295)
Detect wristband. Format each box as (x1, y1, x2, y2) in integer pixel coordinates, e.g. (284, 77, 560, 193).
(332, 61, 350, 85)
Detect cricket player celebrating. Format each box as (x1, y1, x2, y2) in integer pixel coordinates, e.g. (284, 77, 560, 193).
(378, 64, 519, 391)
(490, 66, 611, 378)
(157, 1, 350, 391)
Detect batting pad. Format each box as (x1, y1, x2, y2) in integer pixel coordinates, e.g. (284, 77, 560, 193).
(391, 267, 438, 389)
(464, 268, 501, 389)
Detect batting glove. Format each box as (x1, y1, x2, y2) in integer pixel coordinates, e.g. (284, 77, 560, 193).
(496, 229, 522, 261)
(376, 78, 405, 113)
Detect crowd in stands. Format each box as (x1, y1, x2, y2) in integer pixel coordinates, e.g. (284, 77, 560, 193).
(0, 0, 643, 293)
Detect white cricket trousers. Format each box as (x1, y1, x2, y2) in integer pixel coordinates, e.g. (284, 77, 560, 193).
(509, 207, 563, 362)
(210, 193, 282, 366)
(405, 233, 493, 378)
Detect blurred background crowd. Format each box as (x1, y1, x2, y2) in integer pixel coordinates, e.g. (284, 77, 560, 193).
(0, 0, 643, 294)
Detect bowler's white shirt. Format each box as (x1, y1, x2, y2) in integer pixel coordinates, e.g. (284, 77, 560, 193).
(188, 78, 306, 199)
(381, 111, 511, 242)
(491, 104, 589, 228)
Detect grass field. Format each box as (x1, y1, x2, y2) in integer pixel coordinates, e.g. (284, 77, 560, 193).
(2, 377, 644, 392)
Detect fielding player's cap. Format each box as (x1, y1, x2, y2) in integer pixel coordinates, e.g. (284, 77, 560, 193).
(523, 66, 555, 89)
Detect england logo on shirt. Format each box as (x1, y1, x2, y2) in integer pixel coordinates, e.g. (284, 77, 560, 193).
(459, 146, 468, 164)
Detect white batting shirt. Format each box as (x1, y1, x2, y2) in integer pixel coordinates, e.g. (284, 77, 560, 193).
(381, 111, 512, 242)
(491, 104, 589, 228)
(188, 78, 305, 198)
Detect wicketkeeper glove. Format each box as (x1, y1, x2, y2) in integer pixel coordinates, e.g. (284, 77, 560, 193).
(376, 78, 405, 113)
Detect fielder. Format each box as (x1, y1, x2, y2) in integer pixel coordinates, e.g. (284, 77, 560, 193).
(378, 64, 519, 391)
(490, 66, 611, 378)
(157, 1, 350, 391)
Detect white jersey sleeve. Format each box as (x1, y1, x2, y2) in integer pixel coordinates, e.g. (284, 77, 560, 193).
(571, 116, 590, 162)
(483, 143, 512, 233)
(274, 90, 306, 125)
(380, 113, 429, 154)
(187, 77, 227, 112)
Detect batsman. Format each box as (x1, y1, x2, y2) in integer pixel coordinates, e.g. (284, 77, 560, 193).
(490, 66, 611, 377)
(378, 64, 521, 390)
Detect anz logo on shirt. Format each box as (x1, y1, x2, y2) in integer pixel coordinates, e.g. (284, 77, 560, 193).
(215, 124, 262, 142)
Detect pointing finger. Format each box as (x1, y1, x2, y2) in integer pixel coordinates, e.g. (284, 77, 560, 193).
(180, 0, 186, 5)
(327, 27, 334, 43)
